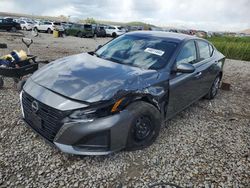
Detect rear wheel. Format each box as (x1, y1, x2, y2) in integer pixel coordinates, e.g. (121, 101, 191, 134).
(77, 32, 82, 38)
(112, 32, 117, 38)
(205, 75, 221, 100)
(47, 28, 52, 34)
(10, 27, 17, 32)
(126, 101, 161, 151)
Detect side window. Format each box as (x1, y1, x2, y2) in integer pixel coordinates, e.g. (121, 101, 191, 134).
(197, 41, 210, 60)
(176, 41, 197, 66)
(20, 21, 25, 24)
(0, 19, 3, 23)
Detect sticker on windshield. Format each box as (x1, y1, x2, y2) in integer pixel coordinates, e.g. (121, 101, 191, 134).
(144, 48, 165, 56)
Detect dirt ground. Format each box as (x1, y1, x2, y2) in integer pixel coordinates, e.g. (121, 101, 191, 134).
(0, 31, 249, 187)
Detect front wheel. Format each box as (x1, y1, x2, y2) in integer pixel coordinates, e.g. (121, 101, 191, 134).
(126, 101, 161, 151)
(205, 76, 221, 100)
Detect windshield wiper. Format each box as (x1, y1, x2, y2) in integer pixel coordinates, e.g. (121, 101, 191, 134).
(93, 51, 100, 58)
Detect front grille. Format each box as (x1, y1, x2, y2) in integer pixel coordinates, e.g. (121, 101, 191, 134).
(22, 91, 66, 142)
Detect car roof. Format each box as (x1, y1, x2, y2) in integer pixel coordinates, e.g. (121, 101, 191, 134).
(126, 31, 199, 43)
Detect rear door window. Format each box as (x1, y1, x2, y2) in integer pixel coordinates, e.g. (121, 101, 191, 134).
(197, 40, 210, 60)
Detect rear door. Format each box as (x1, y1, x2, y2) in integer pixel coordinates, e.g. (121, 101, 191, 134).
(167, 40, 204, 118)
(194, 40, 218, 96)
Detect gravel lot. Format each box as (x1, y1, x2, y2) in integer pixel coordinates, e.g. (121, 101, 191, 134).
(0, 32, 249, 187)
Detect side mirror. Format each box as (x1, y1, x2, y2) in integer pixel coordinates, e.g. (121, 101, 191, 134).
(176, 63, 195, 73)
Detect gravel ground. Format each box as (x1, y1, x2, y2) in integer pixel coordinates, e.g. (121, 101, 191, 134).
(0, 32, 250, 187)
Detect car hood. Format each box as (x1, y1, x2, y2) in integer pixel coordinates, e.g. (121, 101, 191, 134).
(31, 53, 159, 103)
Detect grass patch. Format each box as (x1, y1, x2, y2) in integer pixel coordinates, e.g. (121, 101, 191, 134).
(207, 36, 250, 61)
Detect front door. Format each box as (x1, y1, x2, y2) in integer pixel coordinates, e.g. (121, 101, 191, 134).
(167, 40, 205, 119)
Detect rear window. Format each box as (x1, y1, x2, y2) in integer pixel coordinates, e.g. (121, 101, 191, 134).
(84, 24, 92, 29)
(53, 22, 61, 25)
(197, 40, 210, 60)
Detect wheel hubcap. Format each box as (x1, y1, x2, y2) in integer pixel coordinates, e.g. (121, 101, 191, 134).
(134, 116, 152, 141)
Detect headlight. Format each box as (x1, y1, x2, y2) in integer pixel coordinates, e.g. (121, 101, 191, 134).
(68, 98, 126, 122)
(69, 109, 96, 122)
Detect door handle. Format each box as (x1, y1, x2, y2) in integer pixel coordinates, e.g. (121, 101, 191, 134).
(195, 72, 202, 78)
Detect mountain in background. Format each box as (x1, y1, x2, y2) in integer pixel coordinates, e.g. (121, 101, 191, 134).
(242, 29, 250, 34)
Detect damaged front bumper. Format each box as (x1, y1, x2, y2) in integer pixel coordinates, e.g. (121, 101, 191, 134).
(53, 110, 132, 155)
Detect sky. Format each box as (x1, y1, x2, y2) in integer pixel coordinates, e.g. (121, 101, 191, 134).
(0, 0, 249, 31)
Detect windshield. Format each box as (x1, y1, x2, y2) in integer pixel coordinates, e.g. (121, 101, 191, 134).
(95, 34, 177, 69)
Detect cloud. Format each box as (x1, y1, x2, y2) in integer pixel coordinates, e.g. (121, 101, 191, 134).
(0, 0, 249, 31)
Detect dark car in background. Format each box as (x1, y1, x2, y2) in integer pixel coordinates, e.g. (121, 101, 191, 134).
(65, 23, 94, 38)
(92, 25, 106, 37)
(0, 18, 21, 32)
(20, 31, 225, 155)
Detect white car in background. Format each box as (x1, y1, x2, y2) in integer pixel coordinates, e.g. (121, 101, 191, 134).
(105, 25, 126, 37)
(33, 21, 64, 33)
(19, 20, 34, 31)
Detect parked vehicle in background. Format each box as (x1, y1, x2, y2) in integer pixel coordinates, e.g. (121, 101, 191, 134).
(92, 25, 106, 37)
(0, 18, 21, 32)
(33, 21, 64, 33)
(20, 31, 225, 155)
(61, 22, 73, 30)
(65, 24, 94, 38)
(3, 17, 14, 22)
(105, 25, 126, 37)
(19, 20, 34, 31)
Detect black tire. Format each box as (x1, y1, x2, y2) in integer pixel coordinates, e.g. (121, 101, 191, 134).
(77, 32, 82, 38)
(112, 32, 117, 38)
(205, 75, 221, 100)
(34, 27, 39, 32)
(126, 101, 161, 151)
(0, 77, 4, 89)
(17, 80, 26, 92)
(10, 27, 17, 32)
(47, 28, 52, 34)
(23, 27, 27, 31)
